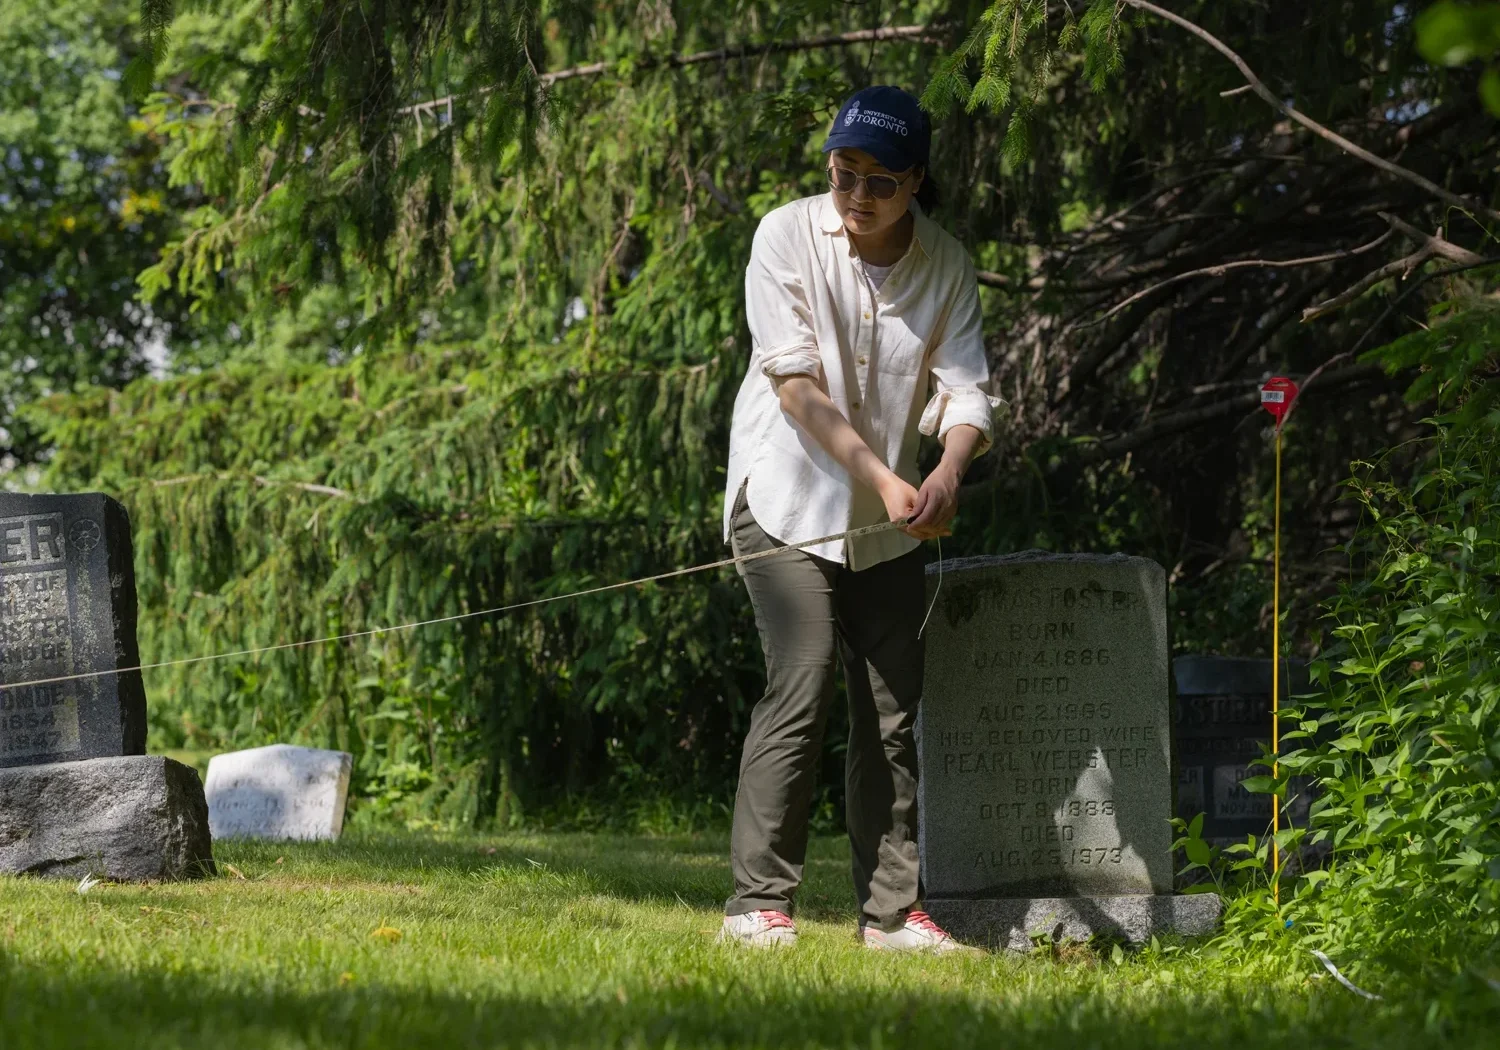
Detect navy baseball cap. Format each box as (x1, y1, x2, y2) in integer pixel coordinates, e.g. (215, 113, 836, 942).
(821, 86, 931, 173)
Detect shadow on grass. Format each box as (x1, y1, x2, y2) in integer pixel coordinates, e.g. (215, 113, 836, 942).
(216, 830, 863, 921)
(0, 949, 1451, 1050)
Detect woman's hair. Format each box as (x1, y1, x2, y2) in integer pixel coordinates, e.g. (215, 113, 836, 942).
(915, 169, 940, 213)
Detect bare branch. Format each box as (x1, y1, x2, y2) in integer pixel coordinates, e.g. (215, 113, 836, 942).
(1301, 251, 1433, 322)
(1082, 362, 1382, 462)
(152, 472, 351, 499)
(1302, 215, 1486, 321)
(255, 476, 351, 499)
(976, 270, 1046, 291)
(1124, 0, 1500, 223)
(1285, 256, 1500, 429)
(1078, 228, 1393, 329)
(695, 170, 742, 214)
(1378, 212, 1486, 266)
(398, 25, 936, 120)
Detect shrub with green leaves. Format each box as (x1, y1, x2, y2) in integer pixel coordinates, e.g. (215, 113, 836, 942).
(1280, 423, 1500, 956)
(1169, 410, 1500, 1002)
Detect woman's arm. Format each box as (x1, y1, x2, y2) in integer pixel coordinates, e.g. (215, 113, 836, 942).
(908, 257, 1005, 539)
(744, 215, 919, 530)
(773, 375, 921, 527)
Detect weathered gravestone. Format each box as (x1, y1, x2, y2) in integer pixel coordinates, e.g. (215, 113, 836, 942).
(205, 744, 353, 841)
(0, 492, 145, 765)
(0, 492, 214, 880)
(917, 552, 1220, 950)
(1174, 656, 1314, 850)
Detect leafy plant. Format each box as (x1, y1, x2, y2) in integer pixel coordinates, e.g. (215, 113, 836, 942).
(1417, 0, 1500, 115)
(1203, 412, 1500, 1005)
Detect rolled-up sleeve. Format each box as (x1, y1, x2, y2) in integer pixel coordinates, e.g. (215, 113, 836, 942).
(746, 219, 822, 386)
(919, 258, 1004, 455)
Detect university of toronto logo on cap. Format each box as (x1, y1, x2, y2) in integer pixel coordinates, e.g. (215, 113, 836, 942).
(840, 101, 910, 137)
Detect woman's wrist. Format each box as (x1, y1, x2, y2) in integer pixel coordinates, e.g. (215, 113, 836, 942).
(937, 424, 984, 480)
(872, 466, 905, 498)
(933, 458, 965, 483)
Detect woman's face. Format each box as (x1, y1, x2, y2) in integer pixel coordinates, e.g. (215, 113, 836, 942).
(827, 148, 922, 238)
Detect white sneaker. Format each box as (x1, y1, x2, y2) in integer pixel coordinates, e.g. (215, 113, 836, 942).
(861, 909, 962, 953)
(718, 909, 798, 948)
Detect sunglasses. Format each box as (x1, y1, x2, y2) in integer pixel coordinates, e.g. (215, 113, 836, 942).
(826, 165, 915, 201)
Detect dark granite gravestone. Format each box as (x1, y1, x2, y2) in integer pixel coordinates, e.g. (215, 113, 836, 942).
(917, 552, 1220, 950)
(0, 493, 146, 766)
(0, 492, 211, 881)
(1173, 656, 1313, 847)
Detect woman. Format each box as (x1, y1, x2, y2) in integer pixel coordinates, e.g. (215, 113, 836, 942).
(719, 85, 1001, 951)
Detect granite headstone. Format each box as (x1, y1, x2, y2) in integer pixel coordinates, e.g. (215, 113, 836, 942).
(0, 491, 213, 881)
(1174, 655, 1314, 848)
(205, 744, 353, 841)
(917, 551, 1220, 949)
(0, 493, 146, 766)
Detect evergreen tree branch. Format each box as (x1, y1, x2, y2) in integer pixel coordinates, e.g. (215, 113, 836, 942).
(1123, 0, 1500, 224)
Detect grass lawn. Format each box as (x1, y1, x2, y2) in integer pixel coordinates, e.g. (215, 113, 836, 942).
(1, 830, 1495, 1049)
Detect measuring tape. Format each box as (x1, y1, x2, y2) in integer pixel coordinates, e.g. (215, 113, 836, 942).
(0, 516, 927, 694)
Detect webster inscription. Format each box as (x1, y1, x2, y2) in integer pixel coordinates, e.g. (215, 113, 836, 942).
(917, 552, 1173, 898)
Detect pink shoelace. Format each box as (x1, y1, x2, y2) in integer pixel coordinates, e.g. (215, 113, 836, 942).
(753, 910, 796, 930)
(905, 910, 948, 937)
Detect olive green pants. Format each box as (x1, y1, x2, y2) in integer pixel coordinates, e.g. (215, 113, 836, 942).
(725, 483, 925, 932)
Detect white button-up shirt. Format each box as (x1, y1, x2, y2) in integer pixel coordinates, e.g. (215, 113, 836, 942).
(724, 192, 1003, 569)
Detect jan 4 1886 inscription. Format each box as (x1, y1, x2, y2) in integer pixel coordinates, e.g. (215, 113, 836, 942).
(917, 552, 1173, 899)
(0, 494, 146, 767)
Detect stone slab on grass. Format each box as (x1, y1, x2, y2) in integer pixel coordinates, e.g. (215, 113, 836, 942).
(927, 893, 1223, 952)
(0, 755, 214, 880)
(205, 744, 352, 841)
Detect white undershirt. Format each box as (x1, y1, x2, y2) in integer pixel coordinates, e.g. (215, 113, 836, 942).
(862, 261, 895, 291)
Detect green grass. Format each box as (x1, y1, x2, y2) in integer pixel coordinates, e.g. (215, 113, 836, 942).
(0, 830, 1495, 1049)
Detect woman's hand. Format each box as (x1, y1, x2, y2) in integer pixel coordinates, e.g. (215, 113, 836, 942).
(878, 473, 921, 529)
(905, 463, 961, 540)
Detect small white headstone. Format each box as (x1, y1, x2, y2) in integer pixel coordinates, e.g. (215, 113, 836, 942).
(204, 744, 352, 841)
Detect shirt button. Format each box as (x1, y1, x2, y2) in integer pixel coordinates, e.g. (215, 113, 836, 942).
(851, 400, 861, 410)
(863, 312, 871, 319)
(857, 356, 867, 365)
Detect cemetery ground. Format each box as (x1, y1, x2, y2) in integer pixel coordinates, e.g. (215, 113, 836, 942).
(2, 831, 1496, 1050)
